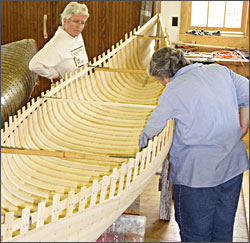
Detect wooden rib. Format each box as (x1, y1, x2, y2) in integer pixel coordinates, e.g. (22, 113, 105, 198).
(2, 154, 49, 199)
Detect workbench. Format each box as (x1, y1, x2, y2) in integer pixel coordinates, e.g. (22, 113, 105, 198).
(184, 50, 249, 78)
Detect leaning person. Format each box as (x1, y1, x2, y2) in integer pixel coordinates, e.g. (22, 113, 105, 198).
(139, 47, 249, 242)
(29, 2, 89, 84)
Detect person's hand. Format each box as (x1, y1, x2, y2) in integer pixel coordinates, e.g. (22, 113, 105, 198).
(139, 131, 149, 151)
(239, 106, 249, 139)
(52, 75, 63, 83)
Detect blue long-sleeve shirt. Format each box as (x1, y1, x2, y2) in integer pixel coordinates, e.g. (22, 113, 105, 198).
(139, 63, 249, 187)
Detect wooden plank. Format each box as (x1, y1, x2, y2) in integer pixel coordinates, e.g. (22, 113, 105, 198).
(159, 159, 172, 221)
(133, 34, 168, 40)
(1, 147, 127, 163)
(89, 65, 147, 74)
(123, 196, 140, 215)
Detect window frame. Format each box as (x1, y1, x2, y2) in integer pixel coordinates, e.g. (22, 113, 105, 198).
(181, 1, 249, 35)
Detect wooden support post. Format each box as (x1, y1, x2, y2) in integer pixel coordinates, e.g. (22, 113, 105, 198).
(118, 163, 127, 195)
(3, 212, 14, 241)
(51, 194, 60, 222)
(159, 158, 172, 221)
(155, 16, 161, 50)
(66, 191, 75, 217)
(139, 149, 147, 174)
(90, 180, 99, 207)
(100, 176, 109, 203)
(36, 202, 46, 228)
(151, 136, 158, 160)
(109, 168, 118, 199)
(78, 187, 88, 212)
(125, 158, 134, 187)
(132, 152, 141, 181)
(145, 140, 153, 168)
(20, 208, 30, 234)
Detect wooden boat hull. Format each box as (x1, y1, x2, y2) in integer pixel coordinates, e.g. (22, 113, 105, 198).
(1, 14, 173, 242)
(1, 39, 37, 129)
(6, 125, 173, 242)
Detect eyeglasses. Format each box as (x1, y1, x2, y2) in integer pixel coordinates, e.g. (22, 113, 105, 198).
(69, 19, 87, 26)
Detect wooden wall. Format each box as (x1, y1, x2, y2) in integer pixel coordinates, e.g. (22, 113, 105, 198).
(1, 1, 141, 98)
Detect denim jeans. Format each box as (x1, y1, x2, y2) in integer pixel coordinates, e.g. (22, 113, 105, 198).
(173, 173, 243, 242)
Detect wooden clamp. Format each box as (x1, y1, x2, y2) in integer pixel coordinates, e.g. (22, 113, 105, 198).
(88, 65, 146, 74)
(1, 146, 127, 163)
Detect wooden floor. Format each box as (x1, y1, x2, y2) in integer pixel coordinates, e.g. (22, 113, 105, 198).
(139, 174, 249, 242)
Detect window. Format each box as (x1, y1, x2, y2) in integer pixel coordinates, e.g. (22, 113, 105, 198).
(181, 1, 249, 34)
(179, 1, 249, 50)
(191, 1, 244, 30)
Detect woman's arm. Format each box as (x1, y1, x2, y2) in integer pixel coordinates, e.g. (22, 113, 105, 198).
(29, 42, 61, 79)
(239, 106, 249, 139)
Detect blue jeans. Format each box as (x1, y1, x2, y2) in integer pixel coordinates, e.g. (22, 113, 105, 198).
(173, 173, 243, 242)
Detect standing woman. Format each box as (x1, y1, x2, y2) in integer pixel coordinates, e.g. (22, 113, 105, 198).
(139, 47, 249, 242)
(29, 2, 89, 84)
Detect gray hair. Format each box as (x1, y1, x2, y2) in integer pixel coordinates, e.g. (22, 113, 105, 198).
(148, 47, 190, 79)
(61, 2, 89, 26)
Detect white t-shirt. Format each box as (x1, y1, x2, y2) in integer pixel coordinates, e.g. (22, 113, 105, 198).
(29, 26, 88, 79)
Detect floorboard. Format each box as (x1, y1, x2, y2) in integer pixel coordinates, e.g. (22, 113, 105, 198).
(140, 175, 249, 242)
